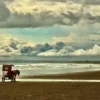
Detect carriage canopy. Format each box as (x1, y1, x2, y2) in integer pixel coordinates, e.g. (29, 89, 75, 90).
(2, 64, 14, 71)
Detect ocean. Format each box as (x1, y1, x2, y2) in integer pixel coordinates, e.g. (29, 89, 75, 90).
(0, 63, 100, 76)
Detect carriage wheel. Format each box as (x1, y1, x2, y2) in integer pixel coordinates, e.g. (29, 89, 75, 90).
(2, 76, 5, 82)
(11, 76, 16, 82)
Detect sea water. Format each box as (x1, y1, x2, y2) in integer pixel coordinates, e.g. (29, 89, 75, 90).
(0, 63, 100, 76)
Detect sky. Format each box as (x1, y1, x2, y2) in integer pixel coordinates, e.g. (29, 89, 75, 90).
(0, 0, 100, 57)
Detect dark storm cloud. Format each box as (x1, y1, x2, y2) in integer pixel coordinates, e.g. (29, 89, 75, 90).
(61, 12, 81, 25)
(0, 10, 83, 28)
(20, 42, 65, 56)
(84, 0, 100, 5)
(30, 43, 53, 55)
(20, 46, 33, 54)
(0, 12, 64, 28)
(9, 41, 18, 50)
(0, 1, 10, 22)
(1, 46, 12, 52)
(36, 0, 100, 4)
(0, 0, 100, 28)
(54, 42, 65, 51)
(4, 46, 12, 52)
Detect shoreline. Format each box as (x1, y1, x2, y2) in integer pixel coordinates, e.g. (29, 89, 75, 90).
(1, 61, 100, 64)
(19, 70, 100, 80)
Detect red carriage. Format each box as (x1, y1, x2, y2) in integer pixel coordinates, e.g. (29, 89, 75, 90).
(2, 64, 20, 82)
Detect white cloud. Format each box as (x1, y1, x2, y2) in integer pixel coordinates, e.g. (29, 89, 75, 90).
(52, 33, 100, 44)
(38, 49, 57, 56)
(57, 45, 74, 56)
(7, 0, 82, 14)
(72, 44, 100, 56)
(84, 5, 100, 17)
(0, 34, 13, 46)
(52, 33, 80, 43)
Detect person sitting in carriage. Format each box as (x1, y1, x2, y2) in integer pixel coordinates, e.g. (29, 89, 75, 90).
(7, 65, 18, 77)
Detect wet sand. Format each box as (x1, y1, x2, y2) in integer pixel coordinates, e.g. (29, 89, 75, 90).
(20, 70, 100, 79)
(0, 82, 100, 100)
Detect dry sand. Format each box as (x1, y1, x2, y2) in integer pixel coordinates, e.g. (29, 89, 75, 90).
(0, 82, 100, 100)
(1, 71, 100, 100)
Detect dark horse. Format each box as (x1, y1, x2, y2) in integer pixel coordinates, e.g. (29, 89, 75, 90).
(12, 70, 20, 77)
(11, 70, 20, 81)
(4, 70, 20, 81)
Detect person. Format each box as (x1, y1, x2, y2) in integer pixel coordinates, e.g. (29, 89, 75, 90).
(12, 65, 16, 71)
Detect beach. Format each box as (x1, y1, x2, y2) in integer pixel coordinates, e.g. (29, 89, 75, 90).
(0, 82, 100, 100)
(0, 71, 100, 100)
(20, 70, 100, 80)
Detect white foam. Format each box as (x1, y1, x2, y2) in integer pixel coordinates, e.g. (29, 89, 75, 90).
(1, 77, 100, 83)
(16, 79, 100, 83)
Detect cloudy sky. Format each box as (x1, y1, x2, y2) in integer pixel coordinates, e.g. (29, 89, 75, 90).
(0, 0, 100, 57)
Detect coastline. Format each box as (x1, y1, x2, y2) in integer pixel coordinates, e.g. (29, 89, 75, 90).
(19, 70, 100, 80)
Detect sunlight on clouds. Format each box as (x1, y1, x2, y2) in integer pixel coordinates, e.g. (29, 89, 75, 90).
(7, 0, 82, 15)
(84, 5, 100, 16)
(52, 33, 100, 44)
(38, 44, 100, 56)
(38, 49, 57, 56)
(0, 48, 21, 56)
(22, 41, 35, 47)
(0, 33, 35, 56)
(72, 45, 100, 56)
(52, 33, 82, 43)
(0, 34, 12, 46)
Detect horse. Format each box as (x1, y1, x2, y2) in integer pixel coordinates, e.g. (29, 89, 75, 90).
(12, 70, 20, 77)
